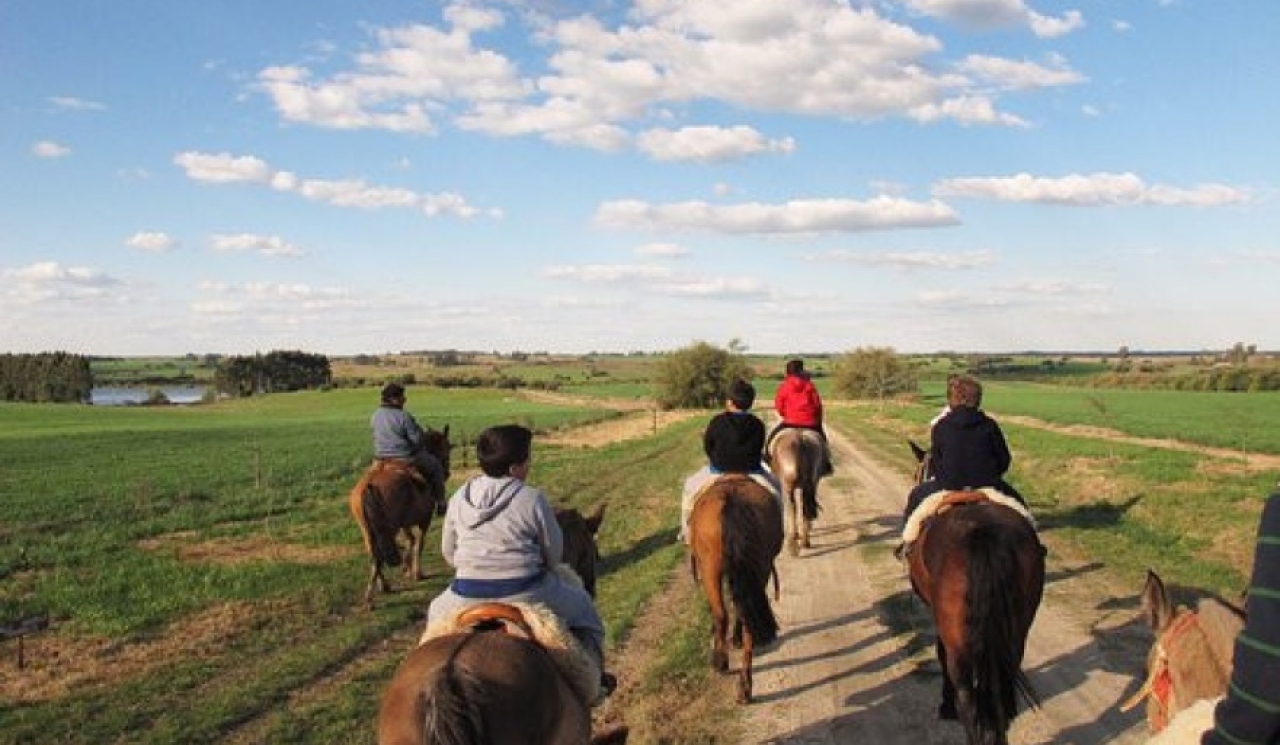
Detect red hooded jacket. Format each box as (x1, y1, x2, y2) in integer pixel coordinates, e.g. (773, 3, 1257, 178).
(774, 373, 823, 427)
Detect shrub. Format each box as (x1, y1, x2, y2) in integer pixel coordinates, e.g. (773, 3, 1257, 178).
(654, 342, 752, 409)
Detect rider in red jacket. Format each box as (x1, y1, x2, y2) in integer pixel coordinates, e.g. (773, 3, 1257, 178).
(767, 359, 833, 475)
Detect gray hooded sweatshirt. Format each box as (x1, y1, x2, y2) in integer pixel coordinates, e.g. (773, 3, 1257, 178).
(441, 474, 562, 581)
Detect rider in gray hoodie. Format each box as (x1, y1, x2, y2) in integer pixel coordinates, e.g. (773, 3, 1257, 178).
(426, 424, 608, 684)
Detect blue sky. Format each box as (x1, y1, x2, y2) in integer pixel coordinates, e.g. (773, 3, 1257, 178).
(3, 0, 1276, 356)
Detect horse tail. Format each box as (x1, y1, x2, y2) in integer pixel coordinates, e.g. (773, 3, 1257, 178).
(361, 484, 402, 568)
(964, 520, 1038, 735)
(422, 637, 488, 745)
(722, 496, 779, 646)
(801, 434, 822, 519)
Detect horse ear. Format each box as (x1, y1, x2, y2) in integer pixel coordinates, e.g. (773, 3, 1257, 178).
(1140, 569, 1174, 632)
(585, 502, 607, 535)
(909, 440, 927, 463)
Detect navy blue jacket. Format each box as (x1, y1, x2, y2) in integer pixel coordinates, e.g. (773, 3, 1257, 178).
(930, 406, 1012, 491)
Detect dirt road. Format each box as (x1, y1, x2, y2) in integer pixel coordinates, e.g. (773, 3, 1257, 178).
(736, 423, 1154, 744)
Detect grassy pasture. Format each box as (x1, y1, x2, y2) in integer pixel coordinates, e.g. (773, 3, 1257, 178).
(3, 376, 1277, 743)
(0, 387, 712, 743)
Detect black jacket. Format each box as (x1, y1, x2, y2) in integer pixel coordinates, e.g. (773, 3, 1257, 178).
(703, 411, 765, 474)
(930, 406, 1012, 491)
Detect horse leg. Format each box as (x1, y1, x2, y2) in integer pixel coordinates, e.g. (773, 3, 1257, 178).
(364, 559, 384, 608)
(786, 490, 801, 557)
(701, 568, 729, 673)
(799, 482, 814, 549)
(936, 639, 958, 720)
(738, 628, 755, 704)
(731, 617, 743, 649)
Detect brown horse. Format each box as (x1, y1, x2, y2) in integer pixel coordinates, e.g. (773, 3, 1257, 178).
(906, 443, 1045, 745)
(378, 510, 625, 745)
(768, 427, 824, 556)
(350, 426, 452, 607)
(555, 502, 607, 598)
(378, 603, 629, 745)
(688, 474, 784, 704)
(1123, 569, 1243, 735)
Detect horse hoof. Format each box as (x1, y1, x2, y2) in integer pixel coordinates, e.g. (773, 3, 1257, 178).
(938, 700, 958, 720)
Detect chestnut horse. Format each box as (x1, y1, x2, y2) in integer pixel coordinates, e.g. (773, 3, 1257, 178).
(377, 507, 626, 745)
(767, 427, 824, 556)
(906, 442, 1045, 745)
(378, 603, 629, 745)
(349, 426, 452, 607)
(1123, 569, 1243, 736)
(688, 474, 783, 704)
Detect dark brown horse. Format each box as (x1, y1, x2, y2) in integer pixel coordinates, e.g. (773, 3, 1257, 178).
(1124, 569, 1242, 736)
(378, 603, 629, 745)
(767, 427, 824, 556)
(906, 442, 1045, 745)
(377, 509, 626, 745)
(350, 426, 452, 607)
(687, 474, 783, 704)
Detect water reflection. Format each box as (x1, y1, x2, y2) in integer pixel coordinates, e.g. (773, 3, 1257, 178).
(90, 386, 208, 406)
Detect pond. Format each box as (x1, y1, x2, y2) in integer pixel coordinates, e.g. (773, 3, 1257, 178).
(90, 386, 210, 406)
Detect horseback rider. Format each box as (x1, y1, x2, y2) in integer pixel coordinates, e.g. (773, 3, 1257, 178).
(427, 424, 616, 697)
(903, 375, 1025, 525)
(679, 379, 782, 543)
(766, 359, 834, 476)
(371, 382, 447, 512)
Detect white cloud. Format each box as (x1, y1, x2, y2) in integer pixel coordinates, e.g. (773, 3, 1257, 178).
(543, 264, 674, 282)
(917, 289, 1011, 308)
(259, 0, 1041, 145)
(635, 242, 689, 258)
(126, 232, 179, 252)
(933, 172, 1253, 207)
(957, 54, 1085, 90)
(209, 233, 306, 258)
(596, 196, 960, 234)
(1, 261, 124, 306)
(636, 125, 795, 162)
(174, 150, 490, 218)
(32, 141, 71, 158)
(654, 276, 770, 299)
(810, 249, 995, 269)
(48, 96, 106, 111)
(997, 279, 1109, 295)
(904, 0, 1085, 38)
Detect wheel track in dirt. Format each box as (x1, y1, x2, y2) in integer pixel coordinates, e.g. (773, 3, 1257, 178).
(733, 423, 1154, 744)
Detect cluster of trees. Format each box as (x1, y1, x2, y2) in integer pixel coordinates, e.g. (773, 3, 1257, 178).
(214, 350, 332, 397)
(0, 352, 93, 403)
(654, 342, 922, 410)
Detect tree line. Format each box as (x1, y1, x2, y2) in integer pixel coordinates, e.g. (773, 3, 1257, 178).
(214, 350, 332, 397)
(0, 352, 94, 403)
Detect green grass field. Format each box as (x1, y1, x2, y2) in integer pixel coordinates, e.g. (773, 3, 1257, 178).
(3, 377, 1278, 742)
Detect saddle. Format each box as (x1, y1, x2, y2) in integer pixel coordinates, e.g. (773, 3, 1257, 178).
(421, 600, 604, 706)
(373, 457, 428, 486)
(899, 488, 1037, 555)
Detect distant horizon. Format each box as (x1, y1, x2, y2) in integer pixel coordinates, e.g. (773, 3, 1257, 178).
(67, 345, 1278, 361)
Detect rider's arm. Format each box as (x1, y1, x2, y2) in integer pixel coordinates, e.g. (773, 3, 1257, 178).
(1204, 492, 1280, 744)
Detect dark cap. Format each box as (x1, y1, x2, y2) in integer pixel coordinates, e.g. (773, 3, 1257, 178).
(380, 382, 406, 402)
